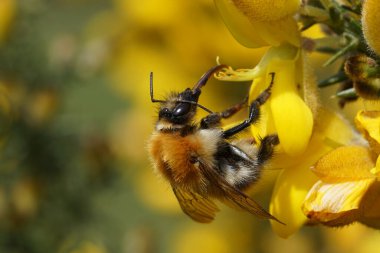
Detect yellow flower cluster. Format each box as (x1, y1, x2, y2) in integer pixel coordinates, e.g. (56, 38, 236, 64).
(215, 0, 380, 238)
(302, 110, 380, 228)
(217, 44, 315, 156)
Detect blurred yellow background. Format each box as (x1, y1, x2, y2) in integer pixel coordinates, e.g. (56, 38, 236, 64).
(0, 0, 379, 253)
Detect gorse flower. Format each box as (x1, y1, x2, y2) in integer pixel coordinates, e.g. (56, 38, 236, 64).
(214, 0, 319, 238)
(216, 41, 355, 238)
(270, 108, 355, 237)
(214, 0, 367, 238)
(215, 0, 316, 157)
(216, 44, 315, 156)
(303, 110, 380, 228)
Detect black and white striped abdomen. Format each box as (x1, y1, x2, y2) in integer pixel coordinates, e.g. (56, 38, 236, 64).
(215, 139, 262, 190)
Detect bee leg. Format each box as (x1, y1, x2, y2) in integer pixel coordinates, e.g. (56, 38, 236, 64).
(222, 73, 275, 138)
(200, 97, 248, 129)
(257, 134, 279, 164)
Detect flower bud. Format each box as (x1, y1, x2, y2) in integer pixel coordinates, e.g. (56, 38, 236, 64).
(362, 0, 380, 55)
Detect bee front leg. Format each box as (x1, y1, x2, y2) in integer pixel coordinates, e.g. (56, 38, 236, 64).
(200, 97, 248, 129)
(222, 72, 275, 138)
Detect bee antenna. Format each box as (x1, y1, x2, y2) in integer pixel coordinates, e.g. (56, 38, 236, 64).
(195, 103, 214, 114)
(150, 72, 166, 103)
(192, 64, 228, 92)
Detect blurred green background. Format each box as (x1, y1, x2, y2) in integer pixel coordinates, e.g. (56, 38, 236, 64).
(0, 1, 379, 253)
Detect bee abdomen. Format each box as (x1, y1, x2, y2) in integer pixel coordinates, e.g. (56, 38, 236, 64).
(216, 142, 261, 190)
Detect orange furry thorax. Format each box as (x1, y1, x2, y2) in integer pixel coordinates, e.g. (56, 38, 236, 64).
(149, 129, 220, 190)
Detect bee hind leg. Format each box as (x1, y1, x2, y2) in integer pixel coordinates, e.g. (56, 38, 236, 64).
(257, 134, 279, 164)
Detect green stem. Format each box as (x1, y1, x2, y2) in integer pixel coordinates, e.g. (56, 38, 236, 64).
(323, 35, 358, 66)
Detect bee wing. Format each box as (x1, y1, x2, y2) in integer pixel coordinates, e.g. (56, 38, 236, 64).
(172, 186, 220, 223)
(200, 164, 284, 224)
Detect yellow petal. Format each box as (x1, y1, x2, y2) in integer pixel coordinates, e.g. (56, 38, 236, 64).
(355, 110, 380, 142)
(312, 146, 375, 183)
(268, 58, 313, 156)
(303, 179, 375, 225)
(370, 155, 380, 176)
(315, 108, 355, 146)
(271, 108, 354, 169)
(215, 0, 266, 48)
(270, 109, 355, 236)
(270, 164, 318, 238)
(216, 44, 299, 82)
(247, 17, 300, 47)
(214, 0, 300, 48)
(359, 180, 380, 229)
(355, 110, 380, 156)
(362, 0, 380, 55)
(245, 45, 313, 155)
(227, 0, 300, 22)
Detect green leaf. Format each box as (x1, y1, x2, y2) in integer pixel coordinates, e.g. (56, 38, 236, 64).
(336, 88, 358, 98)
(319, 71, 348, 87)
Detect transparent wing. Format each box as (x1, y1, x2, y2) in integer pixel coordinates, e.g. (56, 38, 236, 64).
(172, 186, 219, 223)
(200, 163, 284, 224)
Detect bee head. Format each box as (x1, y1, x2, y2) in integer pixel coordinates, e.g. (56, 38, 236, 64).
(157, 88, 200, 125)
(150, 65, 227, 127)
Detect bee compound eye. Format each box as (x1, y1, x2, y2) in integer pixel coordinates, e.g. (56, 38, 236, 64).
(173, 103, 191, 117)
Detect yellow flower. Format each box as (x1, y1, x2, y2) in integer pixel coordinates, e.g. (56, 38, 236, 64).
(217, 44, 315, 156)
(214, 0, 317, 156)
(214, 0, 301, 48)
(270, 109, 355, 237)
(362, 0, 380, 55)
(213, 0, 345, 238)
(355, 110, 380, 157)
(302, 110, 380, 228)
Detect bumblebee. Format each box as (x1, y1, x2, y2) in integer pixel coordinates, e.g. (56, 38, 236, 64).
(148, 65, 282, 224)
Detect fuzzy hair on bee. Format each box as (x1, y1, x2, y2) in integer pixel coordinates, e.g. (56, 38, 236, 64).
(148, 65, 283, 224)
